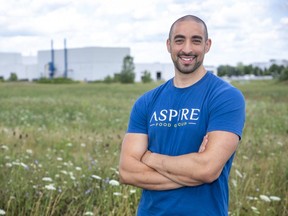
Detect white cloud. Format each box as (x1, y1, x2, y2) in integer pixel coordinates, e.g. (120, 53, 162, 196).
(0, 0, 287, 66)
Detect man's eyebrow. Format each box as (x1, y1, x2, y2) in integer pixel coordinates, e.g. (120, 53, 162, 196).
(192, 35, 203, 40)
(173, 35, 203, 40)
(173, 34, 185, 40)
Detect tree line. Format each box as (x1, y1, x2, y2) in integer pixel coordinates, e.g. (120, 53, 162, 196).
(217, 63, 288, 81)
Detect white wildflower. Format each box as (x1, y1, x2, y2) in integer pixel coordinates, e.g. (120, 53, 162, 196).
(259, 195, 271, 202)
(251, 206, 260, 214)
(231, 179, 237, 187)
(20, 162, 29, 169)
(26, 149, 33, 154)
(91, 175, 102, 180)
(42, 177, 53, 182)
(57, 157, 63, 161)
(5, 163, 12, 168)
(66, 143, 73, 147)
(130, 189, 136, 194)
(270, 196, 281, 201)
(45, 184, 56, 191)
(0, 209, 5, 215)
(235, 169, 243, 178)
(80, 143, 86, 147)
(242, 155, 249, 160)
(109, 179, 120, 186)
(246, 196, 258, 201)
(75, 166, 82, 171)
(1, 145, 9, 151)
(83, 212, 94, 216)
(113, 192, 122, 196)
(60, 170, 68, 175)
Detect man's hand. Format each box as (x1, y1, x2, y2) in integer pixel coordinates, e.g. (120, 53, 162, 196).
(198, 135, 209, 153)
(141, 149, 152, 165)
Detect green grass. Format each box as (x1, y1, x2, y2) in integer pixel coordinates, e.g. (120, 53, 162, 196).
(0, 80, 287, 215)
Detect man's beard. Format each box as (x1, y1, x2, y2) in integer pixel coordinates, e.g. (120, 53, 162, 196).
(172, 52, 203, 74)
(172, 56, 202, 74)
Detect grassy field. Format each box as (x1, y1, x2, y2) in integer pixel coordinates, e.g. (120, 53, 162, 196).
(0, 80, 287, 216)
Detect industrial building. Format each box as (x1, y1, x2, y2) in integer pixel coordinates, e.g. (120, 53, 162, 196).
(0, 46, 217, 82)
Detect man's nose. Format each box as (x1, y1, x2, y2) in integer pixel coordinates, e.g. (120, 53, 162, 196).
(182, 41, 193, 53)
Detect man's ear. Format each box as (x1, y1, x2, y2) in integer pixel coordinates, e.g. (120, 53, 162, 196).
(166, 39, 171, 53)
(205, 38, 212, 53)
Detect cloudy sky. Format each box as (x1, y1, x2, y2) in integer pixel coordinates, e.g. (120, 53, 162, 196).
(0, 0, 287, 66)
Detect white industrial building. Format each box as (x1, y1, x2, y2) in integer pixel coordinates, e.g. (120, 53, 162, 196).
(0, 46, 217, 82)
(38, 46, 130, 81)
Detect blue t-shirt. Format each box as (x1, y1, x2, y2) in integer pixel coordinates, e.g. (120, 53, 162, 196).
(127, 72, 246, 216)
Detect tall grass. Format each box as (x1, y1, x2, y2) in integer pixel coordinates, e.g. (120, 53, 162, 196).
(0, 80, 287, 215)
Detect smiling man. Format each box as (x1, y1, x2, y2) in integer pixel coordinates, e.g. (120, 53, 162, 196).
(119, 15, 246, 215)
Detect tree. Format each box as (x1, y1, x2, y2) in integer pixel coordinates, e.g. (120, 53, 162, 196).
(8, 72, 18, 82)
(141, 70, 153, 83)
(119, 55, 135, 83)
(279, 67, 288, 81)
(269, 64, 284, 78)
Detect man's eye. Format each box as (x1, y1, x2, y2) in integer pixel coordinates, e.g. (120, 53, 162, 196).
(193, 40, 201, 44)
(175, 40, 184, 44)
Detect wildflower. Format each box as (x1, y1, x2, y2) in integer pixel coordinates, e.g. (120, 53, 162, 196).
(57, 157, 63, 161)
(1, 145, 9, 151)
(251, 206, 260, 214)
(81, 143, 86, 147)
(246, 196, 258, 201)
(75, 166, 82, 171)
(42, 177, 53, 182)
(26, 149, 33, 154)
(67, 143, 73, 147)
(242, 155, 249, 160)
(130, 189, 136, 194)
(20, 162, 29, 170)
(45, 184, 56, 191)
(5, 163, 12, 168)
(270, 196, 281, 201)
(235, 169, 243, 178)
(113, 192, 122, 196)
(0, 209, 5, 215)
(85, 189, 92, 195)
(83, 212, 94, 216)
(259, 195, 271, 202)
(109, 179, 120, 186)
(231, 179, 237, 187)
(60, 170, 68, 175)
(91, 175, 102, 180)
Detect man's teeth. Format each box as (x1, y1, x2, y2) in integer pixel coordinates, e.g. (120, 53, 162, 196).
(181, 56, 194, 61)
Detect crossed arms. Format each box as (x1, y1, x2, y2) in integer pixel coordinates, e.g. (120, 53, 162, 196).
(118, 131, 239, 190)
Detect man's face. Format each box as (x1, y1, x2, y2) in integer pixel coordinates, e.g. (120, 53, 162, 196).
(167, 20, 211, 75)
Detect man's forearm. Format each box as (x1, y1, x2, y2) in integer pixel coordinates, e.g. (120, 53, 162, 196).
(142, 151, 205, 186)
(119, 158, 183, 190)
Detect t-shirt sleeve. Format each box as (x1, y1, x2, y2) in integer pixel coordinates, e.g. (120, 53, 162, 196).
(207, 87, 246, 139)
(127, 96, 148, 134)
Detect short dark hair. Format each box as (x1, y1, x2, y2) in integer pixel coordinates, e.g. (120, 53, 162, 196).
(168, 15, 209, 41)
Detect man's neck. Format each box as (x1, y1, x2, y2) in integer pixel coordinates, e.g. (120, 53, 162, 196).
(173, 66, 207, 88)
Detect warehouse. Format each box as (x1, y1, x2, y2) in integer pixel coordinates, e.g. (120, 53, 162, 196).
(0, 46, 217, 82)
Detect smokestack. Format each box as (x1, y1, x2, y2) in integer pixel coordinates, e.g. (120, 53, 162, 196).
(64, 38, 68, 78)
(50, 40, 55, 79)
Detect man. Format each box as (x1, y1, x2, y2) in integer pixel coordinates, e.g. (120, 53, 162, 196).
(119, 15, 245, 215)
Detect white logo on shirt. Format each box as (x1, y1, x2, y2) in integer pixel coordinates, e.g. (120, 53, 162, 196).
(149, 108, 200, 128)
